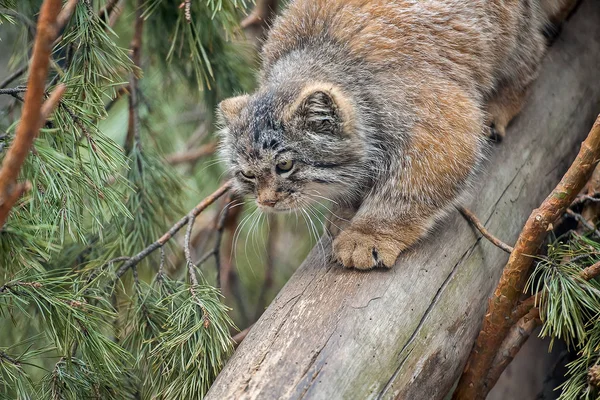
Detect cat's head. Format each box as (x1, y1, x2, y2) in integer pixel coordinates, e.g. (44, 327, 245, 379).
(218, 83, 366, 212)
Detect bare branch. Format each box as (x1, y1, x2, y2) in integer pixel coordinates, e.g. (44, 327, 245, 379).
(458, 206, 514, 253)
(55, 0, 78, 29)
(40, 84, 66, 121)
(565, 208, 600, 237)
(0, 66, 27, 90)
(0, 87, 28, 95)
(166, 142, 217, 165)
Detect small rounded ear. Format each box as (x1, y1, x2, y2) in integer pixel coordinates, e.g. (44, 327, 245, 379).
(218, 95, 250, 123)
(286, 84, 355, 136)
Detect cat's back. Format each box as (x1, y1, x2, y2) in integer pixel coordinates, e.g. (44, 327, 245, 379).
(262, 0, 545, 91)
(263, 0, 493, 69)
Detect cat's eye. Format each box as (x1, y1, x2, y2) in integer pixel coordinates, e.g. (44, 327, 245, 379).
(276, 160, 294, 173)
(240, 170, 255, 179)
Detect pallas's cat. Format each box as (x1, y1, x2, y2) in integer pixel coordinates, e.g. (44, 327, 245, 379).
(218, 0, 569, 269)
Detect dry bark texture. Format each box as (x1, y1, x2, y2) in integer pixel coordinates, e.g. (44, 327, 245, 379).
(206, 2, 600, 399)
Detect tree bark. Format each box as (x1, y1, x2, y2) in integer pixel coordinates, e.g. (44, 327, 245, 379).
(206, 1, 600, 399)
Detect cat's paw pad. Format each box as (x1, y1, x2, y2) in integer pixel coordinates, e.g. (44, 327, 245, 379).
(332, 229, 405, 270)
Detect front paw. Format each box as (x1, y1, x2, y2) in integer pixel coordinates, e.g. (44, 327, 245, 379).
(332, 228, 407, 270)
(485, 122, 505, 142)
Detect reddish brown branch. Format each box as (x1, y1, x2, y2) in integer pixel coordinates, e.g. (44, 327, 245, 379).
(0, 0, 64, 228)
(458, 206, 514, 253)
(166, 142, 217, 165)
(453, 114, 600, 400)
(485, 308, 542, 390)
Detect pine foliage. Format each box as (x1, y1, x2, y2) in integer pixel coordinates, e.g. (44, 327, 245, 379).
(0, 0, 253, 398)
(527, 233, 600, 399)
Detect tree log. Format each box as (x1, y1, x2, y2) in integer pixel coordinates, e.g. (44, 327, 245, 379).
(206, 2, 600, 399)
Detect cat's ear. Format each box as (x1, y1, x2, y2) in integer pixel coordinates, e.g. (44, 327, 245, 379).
(218, 95, 250, 123)
(287, 84, 355, 136)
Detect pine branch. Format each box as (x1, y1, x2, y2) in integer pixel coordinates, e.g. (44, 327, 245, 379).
(0, 0, 67, 228)
(454, 114, 600, 400)
(512, 258, 600, 325)
(113, 180, 232, 281)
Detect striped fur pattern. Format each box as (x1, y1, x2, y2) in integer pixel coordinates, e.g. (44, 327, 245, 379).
(218, 0, 568, 269)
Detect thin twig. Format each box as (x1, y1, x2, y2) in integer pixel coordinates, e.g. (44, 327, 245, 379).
(40, 84, 66, 121)
(0, 0, 64, 228)
(255, 214, 276, 319)
(55, 0, 78, 29)
(98, 0, 120, 22)
(571, 193, 600, 207)
(0, 66, 27, 89)
(156, 247, 166, 282)
(196, 198, 231, 286)
(166, 142, 217, 165)
(565, 208, 600, 237)
(0, 351, 21, 366)
(112, 181, 232, 281)
(185, 214, 199, 287)
(454, 114, 600, 400)
(232, 324, 253, 349)
(241, 0, 278, 30)
(125, 0, 144, 155)
(0, 87, 28, 95)
(213, 201, 230, 288)
(458, 206, 514, 253)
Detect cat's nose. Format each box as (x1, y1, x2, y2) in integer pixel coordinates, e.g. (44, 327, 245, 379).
(259, 199, 278, 207)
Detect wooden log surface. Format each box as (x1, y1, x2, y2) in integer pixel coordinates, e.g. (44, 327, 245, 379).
(207, 2, 600, 399)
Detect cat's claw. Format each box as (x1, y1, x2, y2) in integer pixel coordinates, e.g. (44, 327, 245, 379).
(332, 228, 405, 269)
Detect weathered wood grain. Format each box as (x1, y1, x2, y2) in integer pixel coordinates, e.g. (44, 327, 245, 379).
(206, 2, 600, 399)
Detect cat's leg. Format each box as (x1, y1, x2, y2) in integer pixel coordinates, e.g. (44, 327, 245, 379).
(485, 82, 530, 141)
(485, 10, 549, 141)
(332, 202, 438, 269)
(333, 84, 486, 269)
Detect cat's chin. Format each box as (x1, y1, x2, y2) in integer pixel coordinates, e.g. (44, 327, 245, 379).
(256, 204, 294, 214)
